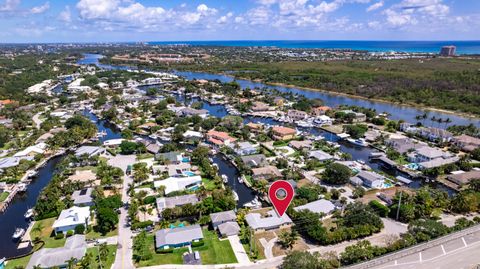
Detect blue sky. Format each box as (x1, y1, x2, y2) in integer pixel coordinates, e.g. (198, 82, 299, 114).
(0, 0, 478, 42)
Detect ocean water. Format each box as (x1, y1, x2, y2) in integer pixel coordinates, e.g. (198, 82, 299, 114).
(147, 40, 480, 54)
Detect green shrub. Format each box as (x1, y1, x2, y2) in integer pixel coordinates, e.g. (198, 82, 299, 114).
(74, 224, 85, 234)
(369, 200, 390, 217)
(55, 233, 65, 239)
(191, 240, 204, 247)
(131, 220, 153, 230)
(143, 196, 156, 205)
(156, 248, 174, 253)
(66, 230, 74, 237)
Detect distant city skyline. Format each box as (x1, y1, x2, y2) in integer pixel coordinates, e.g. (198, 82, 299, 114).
(0, 0, 479, 42)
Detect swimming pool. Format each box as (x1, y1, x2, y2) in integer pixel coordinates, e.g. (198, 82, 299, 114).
(182, 157, 190, 163)
(183, 171, 196, 176)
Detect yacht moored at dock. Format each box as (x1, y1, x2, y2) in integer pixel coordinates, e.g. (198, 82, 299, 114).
(12, 228, 25, 240)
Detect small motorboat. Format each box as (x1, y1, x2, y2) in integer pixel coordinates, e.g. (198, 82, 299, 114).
(26, 170, 38, 179)
(221, 174, 228, 183)
(238, 177, 244, 184)
(17, 183, 27, 192)
(24, 208, 34, 219)
(347, 138, 369, 147)
(12, 228, 25, 240)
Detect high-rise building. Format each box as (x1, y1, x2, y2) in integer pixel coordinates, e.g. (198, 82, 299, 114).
(439, 46, 456, 56)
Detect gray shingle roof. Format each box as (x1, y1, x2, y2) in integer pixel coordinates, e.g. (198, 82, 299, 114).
(156, 194, 199, 211)
(71, 188, 93, 205)
(218, 222, 240, 236)
(245, 210, 292, 230)
(294, 199, 336, 215)
(155, 224, 203, 248)
(210, 210, 236, 224)
(27, 235, 86, 269)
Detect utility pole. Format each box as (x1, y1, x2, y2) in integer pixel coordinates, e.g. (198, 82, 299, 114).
(396, 191, 403, 221)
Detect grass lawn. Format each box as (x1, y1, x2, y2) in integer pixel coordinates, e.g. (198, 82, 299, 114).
(75, 165, 98, 172)
(137, 235, 186, 266)
(202, 177, 218, 191)
(193, 229, 237, 264)
(86, 244, 117, 269)
(137, 229, 237, 266)
(5, 255, 32, 269)
(31, 217, 66, 248)
(86, 226, 119, 240)
(137, 153, 154, 160)
(0, 191, 10, 202)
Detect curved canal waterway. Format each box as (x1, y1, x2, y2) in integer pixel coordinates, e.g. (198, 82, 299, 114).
(0, 110, 121, 258)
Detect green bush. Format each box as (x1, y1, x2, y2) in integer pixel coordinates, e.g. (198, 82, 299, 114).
(143, 196, 156, 205)
(66, 230, 74, 237)
(191, 240, 204, 247)
(156, 248, 174, 253)
(131, 220, 153, 230)
(369, 200, 390, 217)
(55, 233, 65, 239)
(74, 224, 85, 234)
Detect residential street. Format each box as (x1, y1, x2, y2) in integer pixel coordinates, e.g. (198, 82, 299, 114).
(109, 154, 136, 269)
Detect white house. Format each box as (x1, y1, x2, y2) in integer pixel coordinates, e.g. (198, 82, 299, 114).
(52, 206, 91, 234)
(153, 175, 202, 194)
(350, 171, 385, 189)
(228, 141, 258, 156)
(14, 143, 47, 158)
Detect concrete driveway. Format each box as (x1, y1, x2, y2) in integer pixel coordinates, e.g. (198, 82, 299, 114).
(228, 235, 252, 265)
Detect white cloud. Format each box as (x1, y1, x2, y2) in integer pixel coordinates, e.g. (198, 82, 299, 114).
(30, 2, 49, 14)
(76, 0, 119, 19)
(59, 6, 71, 22)
(0, 0, 20, 12)
(366, 1, 383, 12)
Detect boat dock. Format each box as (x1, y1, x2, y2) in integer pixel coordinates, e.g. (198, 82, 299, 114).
(17, 221, 35, 249)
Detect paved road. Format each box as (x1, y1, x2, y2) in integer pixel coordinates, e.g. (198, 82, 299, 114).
(110, 155, 136, 269)
(368, 230, 480, 269)
(32, 112, 43, 129)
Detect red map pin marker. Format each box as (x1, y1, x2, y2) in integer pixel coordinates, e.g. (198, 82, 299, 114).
(268, 180, 294, 217)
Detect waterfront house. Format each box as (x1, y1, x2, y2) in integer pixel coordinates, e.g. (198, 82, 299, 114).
(407, 146, 451, 163)
(287, 109, 308, 121)
(179, 107, 209, 118)
(342, 110, 366, 122)
(294, 199, 336, 216)
(245, 210, 293, 233)
(246, 122, 263, 134)
(447, 170, 480, 187)
(309, 150, 334, 162)
(0, 156, 34, 170)
(103, 138, 125, 148)
(311, 106, 331, 116)
(71, 188, 94, 207)
(183, 130, 203, 140)
(153, 175, 202, 195)
(155, 224, 204, 250)
(350, 170, 385, 189)
(251, 166, 283, 181)
(228, 141, 258, 156)
(240, 154, 268, 168)
(52, 206, 91, 234)
(289, 140, 313, 150)
(26, 235, 87, 269)
(314, 115, 333, 125)
(74, 146, 105, 158)
(251, 101, 270, 112)
(452, 135, 480, 152)
(271, 126, 296, 141)
(153, 162, 192, 177)
(155, 151, 184, 164)
(419, 127, 453, 143)
(13, 143, 47, 158)
(206, 130, 237, 147)
(386, 137, 425, 154)
(156, 194, 199, 215)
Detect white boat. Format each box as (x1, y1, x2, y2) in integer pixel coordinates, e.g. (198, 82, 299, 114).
(24, 208, 34, 219)
(149, 134, 158, 140)
(243, 197, 261, 209)
(238, 177, 244, 184)
(12, 228, 25, 240)
(17, 183, 27, 192)
(232, 191, 239, 201)
(26, 170, 38, 179)
(347, 138, 369, 147)
(357, 159, 366, 165)
(221, 174, 228, 183)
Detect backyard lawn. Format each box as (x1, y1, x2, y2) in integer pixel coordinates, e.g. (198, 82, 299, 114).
(5, 255, 32, 269)
(86, 226, 119, 240)
(195, 229, 237, 264)
(31, 217, 66, 248)
(137, 235, 186, 266)
(0, 191, 10, 202)
(86, 244, 117, 269)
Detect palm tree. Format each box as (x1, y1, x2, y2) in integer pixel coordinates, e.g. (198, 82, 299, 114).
(437, 118, 443, 128)
(421, 112, 428, 126)
(444, 118, 452, 128)
(32, 222, 44, 242)
(99, 242, 109, 262)
(430, 116, 437, 126)
(139, 206, 147, 221)
(65, 257, 77, 269)
(415, 115, 422, 125)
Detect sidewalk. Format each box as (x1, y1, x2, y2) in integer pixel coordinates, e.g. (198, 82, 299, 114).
(228, 235, 251, 264)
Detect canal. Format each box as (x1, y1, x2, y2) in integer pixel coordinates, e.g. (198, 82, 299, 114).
(0, 110, 121, 258)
